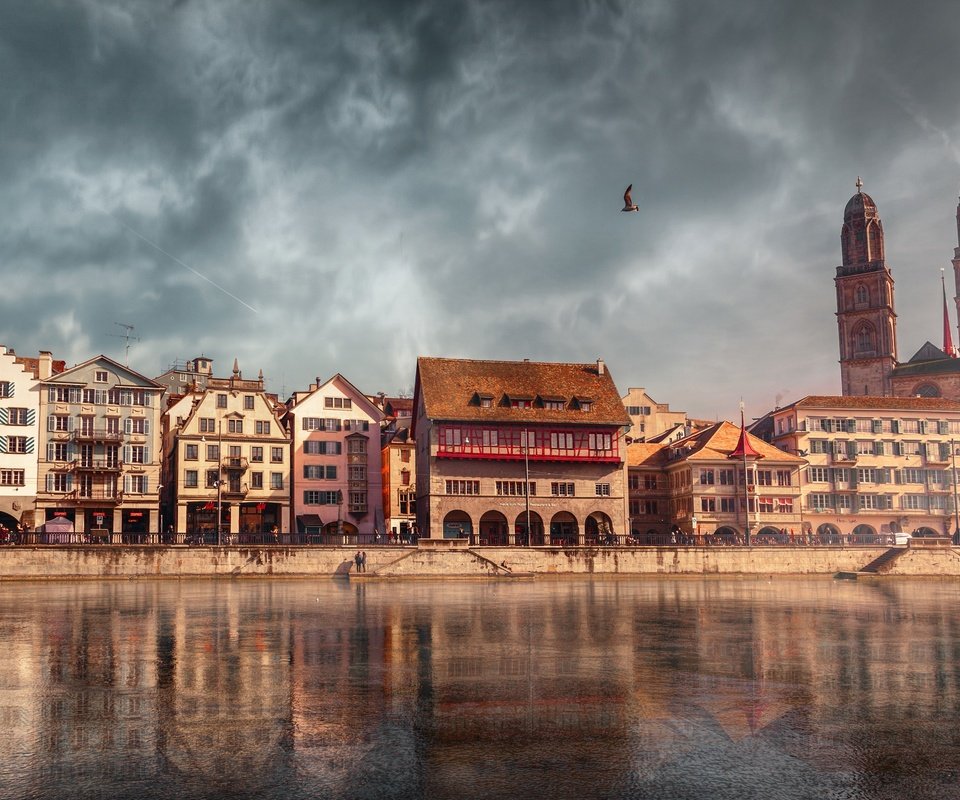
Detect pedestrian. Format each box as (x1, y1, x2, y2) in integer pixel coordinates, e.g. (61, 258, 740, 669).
(271, 524, 279, 544)
(360, 551, 367, 573)
(374, 527, 380, 544)
(354, 551, 362, 572)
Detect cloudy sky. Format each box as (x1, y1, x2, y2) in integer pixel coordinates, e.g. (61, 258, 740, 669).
(3, 0, 960, 420)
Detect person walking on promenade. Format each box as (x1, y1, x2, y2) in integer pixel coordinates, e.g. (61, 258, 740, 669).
(354, 551, 362, 572)
(360, 551, 367, 573)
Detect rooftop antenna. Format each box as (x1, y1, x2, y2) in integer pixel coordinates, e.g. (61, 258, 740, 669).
(108, 322, 140, 366)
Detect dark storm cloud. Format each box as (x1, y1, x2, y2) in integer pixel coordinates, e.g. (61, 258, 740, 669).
(1, 0, 959, 417)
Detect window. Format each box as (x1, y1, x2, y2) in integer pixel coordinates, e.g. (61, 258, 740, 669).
(185, 444, 198, 461)
(128, 418, 147, 434)
(5, 407, 28, 426)
(51, 442, 69, 461)
(643, 475, 658, 490)
(642, 499, 659, 515)
(859, 494, 879, 510)
(7, 436, 29, 454)
(400, 468, 411, 485)
(228, 419, 243, 434)
(719, 497, 737, 513)
(758, 497, 774, 513)
(128, 475, 146, 494)
(718, 469, 735, 486)
(699, 470, 715, 485)
(443, 427, 462, 446)
(588, 432, 612, 451)
(776, 470, 792, 486)
(95, 370, 108, 383)
(399, 490, 416, 515)
(809, 467, 829, 482)
(595, 483, 610, 496)
(544, 400, 564, 410)
(128, 445, 146, 464)
(206, 470, 219, 488)
(349, 491, 367, 511)
(480, 397, 492, 408)
(251, 472, 263, 489)
(324, 397, 352, 409)
(627, 406, 641, 415)
(348, 439, 366, 455)
(808, 493, 833, 510)
(446, 480, 480, 495)
(304, 490, 339, 505)
(776, 498, 793, 513)
(551, 482, 575, 497)
(216, 394, 227, 408)
(496, 481, 535, 496)
(550, 432, 573, 450)
(836, 494, 851, 511)
(271, 447, 284, 463)
(251, 446, 263, 462)
(0, 470, 24, 486)
(304, 465, 337, 480)
(52, 415, 70, 432)
(700, 497, 716, 512)
(184, 470, 198, 488)
(206, 444, 219, 461)
(510, 399, 532, 409)
(49, 387, 78, 403)
(244, 395, 255, 410)
(52, 474, 71, 492)
(857, 468, 877, 484)
(401, 448, 411, 463)
(901, 467, 924, 483)
(270, 473, 284, 490)
(349, 465, 367, 481)
(902, 494, 927, 510)
(579, 401, 592, 412)
(82, 389, 107, 404)
(199, 418, 215, 433)
(256, 420, 270, 435)
(756, 470, 772, 486)
(0, 382, 12, 398)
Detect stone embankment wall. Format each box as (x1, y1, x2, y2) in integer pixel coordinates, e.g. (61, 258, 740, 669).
(1, 544, 959, 579)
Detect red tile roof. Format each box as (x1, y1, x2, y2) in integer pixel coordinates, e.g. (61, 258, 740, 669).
(778, 395, 960, 412)
(416, 357, 630, 427)
(14, 356, 66, 378)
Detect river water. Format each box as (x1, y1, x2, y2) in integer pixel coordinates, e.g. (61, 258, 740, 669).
(0, 577, 958, 800)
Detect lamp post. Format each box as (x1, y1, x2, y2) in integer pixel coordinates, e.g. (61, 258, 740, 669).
(952, 439, 960, 543)
(524, 428, 531, 547)
(216, 418, 223, 546)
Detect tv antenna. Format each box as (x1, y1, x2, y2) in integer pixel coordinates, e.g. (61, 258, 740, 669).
(108, 322, 140, 365)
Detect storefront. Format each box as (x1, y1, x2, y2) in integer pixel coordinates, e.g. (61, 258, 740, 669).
(123, 509, 149, 542)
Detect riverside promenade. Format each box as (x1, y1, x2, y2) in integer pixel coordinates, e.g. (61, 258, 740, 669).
(1, 537, 959, 579)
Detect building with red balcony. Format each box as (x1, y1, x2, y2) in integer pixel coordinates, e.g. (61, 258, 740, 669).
(412, 357, 631, 545)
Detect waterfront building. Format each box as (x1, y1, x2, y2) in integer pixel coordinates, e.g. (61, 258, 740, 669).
(836, 182, 960, 398)
(163, 360, 289, 536)
(766, 395, 960, 539)
(377, 397, 416, 541)
(0, 348, 64, 531)
(627, 421, 804, 541)
(286, 374, 385, 539)
(413, 357, 631, 544)
(36, 355, 163, 538)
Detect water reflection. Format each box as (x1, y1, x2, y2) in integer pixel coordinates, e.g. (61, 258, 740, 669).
(0, 578, 958, 799)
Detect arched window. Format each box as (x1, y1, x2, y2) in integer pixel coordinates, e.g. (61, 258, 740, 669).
(855, 284, 869, 306)
(915, 383, 941, 398)
(853, 323, 874, 354)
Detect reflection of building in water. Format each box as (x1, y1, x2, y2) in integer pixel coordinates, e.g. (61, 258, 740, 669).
(156, 582, 294, 795)
(6, 584, 161, 796)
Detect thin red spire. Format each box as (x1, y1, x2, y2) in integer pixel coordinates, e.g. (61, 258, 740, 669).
(728, 409, 761, 460)
(943, 271, 957, 358)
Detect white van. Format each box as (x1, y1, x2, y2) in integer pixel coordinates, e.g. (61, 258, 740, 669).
(893, 532, 913, 546)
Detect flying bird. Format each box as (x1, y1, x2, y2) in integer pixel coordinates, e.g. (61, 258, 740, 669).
(622, 184, 639, 213)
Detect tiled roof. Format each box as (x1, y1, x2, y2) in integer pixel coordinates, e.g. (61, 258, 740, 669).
(14, 356, 66, 378)
(675, 421, 803, 463)
(891, 358, 960, 377)
(777, 395, 960, 412)
(416, 357, 630, 426)
(626, 443, 667, 467)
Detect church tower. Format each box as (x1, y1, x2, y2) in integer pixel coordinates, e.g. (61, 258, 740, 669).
(835, 178, 898, 396)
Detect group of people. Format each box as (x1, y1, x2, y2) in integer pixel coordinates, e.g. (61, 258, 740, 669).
(0, 521, 29, 544)
(353, 551, 367, 572)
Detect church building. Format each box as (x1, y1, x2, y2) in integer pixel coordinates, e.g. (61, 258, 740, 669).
(836, 180, 960, 399)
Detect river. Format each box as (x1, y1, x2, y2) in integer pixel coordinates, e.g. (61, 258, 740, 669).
(0, 577, 958, 799)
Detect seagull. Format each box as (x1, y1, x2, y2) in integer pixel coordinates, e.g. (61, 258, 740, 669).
(622, 184, 639, 213)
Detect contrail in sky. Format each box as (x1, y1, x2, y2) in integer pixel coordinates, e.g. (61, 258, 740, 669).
(114, 218, 261, 314)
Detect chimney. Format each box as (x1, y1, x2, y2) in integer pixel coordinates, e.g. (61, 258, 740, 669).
(39, 351, 53, 380)
(596, 358, 605, 375)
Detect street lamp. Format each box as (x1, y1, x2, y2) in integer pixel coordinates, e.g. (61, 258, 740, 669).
(216, 418, 223, 546)
(523, 428, 531, 547)
(952, 439, 960, 543)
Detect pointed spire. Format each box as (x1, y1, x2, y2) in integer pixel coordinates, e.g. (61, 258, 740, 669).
(855, 175, 863, 194)
(232, 358, 240, 378)
(728, 407, 762, 460)
(943, 269, 957, 358)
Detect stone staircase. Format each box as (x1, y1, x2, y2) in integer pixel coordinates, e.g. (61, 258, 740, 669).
(353, 545, 528, 579)
(858, 547, 907, 574)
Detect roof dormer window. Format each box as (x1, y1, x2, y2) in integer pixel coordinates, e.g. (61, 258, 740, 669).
(572, 396, 593, 412)
(510, 398, 532, 409)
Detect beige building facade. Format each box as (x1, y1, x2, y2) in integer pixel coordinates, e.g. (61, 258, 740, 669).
(163, 362, 290, 537)
(768, 395, 960, 539)
(36, 355, 163, 539)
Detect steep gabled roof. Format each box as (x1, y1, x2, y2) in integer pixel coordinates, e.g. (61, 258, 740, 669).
(44, 354, 162, 388)
(673, 421, 802, 463)
(415, 357, 630, 426)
